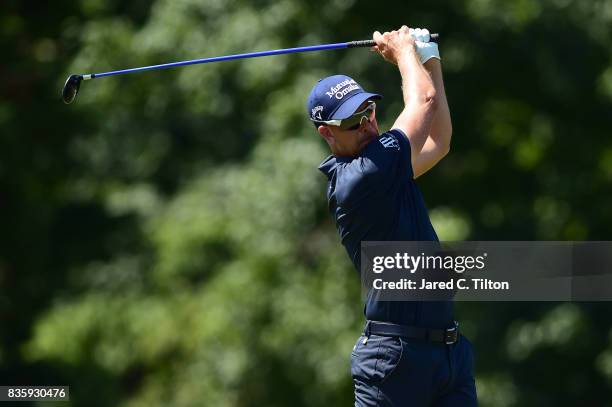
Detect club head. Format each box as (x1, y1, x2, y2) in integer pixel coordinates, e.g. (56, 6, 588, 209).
(62, 74, 82, 104)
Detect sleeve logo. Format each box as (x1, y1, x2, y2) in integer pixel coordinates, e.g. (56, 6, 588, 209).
(379, 134, 400, 150)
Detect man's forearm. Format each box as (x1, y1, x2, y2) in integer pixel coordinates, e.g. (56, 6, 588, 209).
(398, 49, 436, 107)
(423, 59, 452, 150)
(394, 49, 437, 156)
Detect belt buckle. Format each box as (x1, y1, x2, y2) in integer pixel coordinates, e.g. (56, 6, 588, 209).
(444, 322, 459, 345)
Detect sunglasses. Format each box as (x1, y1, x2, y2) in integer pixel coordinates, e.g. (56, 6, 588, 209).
(319, 101, 376, 130)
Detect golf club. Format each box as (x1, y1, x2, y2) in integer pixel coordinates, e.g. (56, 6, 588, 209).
(62, 35, 439, 104)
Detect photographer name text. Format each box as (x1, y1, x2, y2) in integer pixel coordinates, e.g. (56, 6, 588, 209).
(372, 278, 510, 291)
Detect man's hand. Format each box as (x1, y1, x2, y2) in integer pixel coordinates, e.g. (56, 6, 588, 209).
(373, 27, 440, 66)
(372, 26, 417, 66)
(409, 28, 440, 64)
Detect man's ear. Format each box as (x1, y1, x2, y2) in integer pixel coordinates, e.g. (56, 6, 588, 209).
(318, 125, 335, 146)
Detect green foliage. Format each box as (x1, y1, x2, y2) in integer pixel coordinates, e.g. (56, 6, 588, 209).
(2, 0, 612, 406)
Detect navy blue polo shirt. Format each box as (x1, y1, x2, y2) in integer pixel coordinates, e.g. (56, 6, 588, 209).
(318, 129, 453, 328)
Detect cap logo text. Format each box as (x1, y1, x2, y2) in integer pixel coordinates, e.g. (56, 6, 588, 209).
(325, 79, 360, 100)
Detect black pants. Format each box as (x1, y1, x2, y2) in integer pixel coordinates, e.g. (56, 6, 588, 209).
(351, 333, 477, 406)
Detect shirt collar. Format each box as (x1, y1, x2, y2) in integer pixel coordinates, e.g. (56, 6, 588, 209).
(318, 155, 338, 178)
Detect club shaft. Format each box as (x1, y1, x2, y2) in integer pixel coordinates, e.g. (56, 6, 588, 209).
(81, 34, 439, 80)
(88, 42, 351, 79)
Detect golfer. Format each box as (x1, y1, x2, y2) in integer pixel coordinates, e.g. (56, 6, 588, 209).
(307, 26, 477, 406)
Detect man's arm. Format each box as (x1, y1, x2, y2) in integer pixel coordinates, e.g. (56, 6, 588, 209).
(374, 26, 452, 178)
(411, 58, 452, 178)
(373, 27, 437, 174)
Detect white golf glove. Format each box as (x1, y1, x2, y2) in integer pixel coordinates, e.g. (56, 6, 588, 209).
(409, 28, 440, 64)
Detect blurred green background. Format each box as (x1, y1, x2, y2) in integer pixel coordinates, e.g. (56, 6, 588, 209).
(2, 0, 612, 405)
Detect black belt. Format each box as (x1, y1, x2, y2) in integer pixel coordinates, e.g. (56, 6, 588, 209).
(365, 320, 460, 345)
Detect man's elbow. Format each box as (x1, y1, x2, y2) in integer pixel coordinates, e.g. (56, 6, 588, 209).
(440, 142, 451, 158)
(440, 127, 452, 157)
(424, 88, 437, 110)
(429, 143, 450, 167)
(436, 127, 452, 159)
(408, 86, 437, 112)
(442, 125, 452, 152)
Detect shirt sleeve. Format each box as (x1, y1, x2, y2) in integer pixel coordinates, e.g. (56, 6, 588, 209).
(335, 129, 413, 207)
